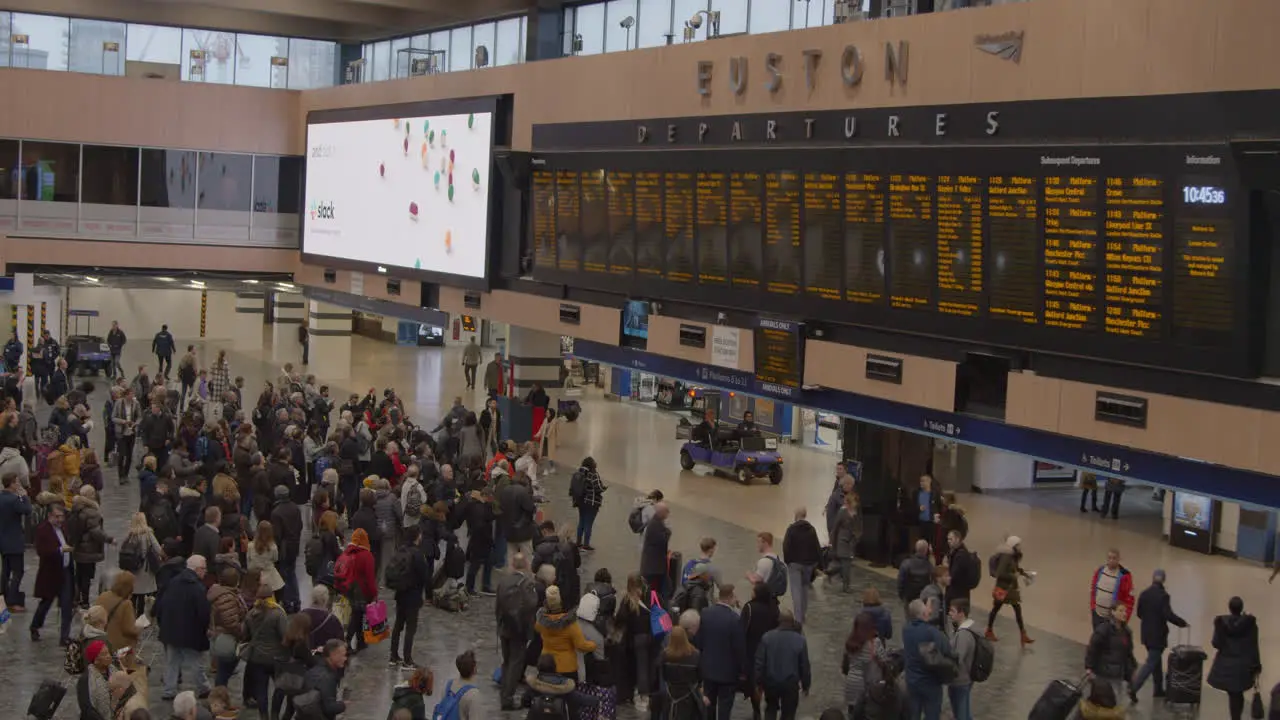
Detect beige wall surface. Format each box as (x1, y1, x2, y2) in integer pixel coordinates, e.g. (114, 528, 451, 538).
(299, 0, 1280, 150)
(294, 264, 423, 306)
(646, 315, 753, 370)
(804, 339, 957, 412)
(0, 70, 302, 155)
(437, 286, 620, 346)
(0, 235, 298, 273)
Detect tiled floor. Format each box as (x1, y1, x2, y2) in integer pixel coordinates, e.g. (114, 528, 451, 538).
(4, 332, 1269, 719)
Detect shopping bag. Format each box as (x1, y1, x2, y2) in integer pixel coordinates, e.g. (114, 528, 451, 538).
(365, 599, 388, 628)
(649, 591, 672, 639)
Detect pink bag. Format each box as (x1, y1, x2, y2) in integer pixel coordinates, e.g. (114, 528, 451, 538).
(365, 599, 388, 628)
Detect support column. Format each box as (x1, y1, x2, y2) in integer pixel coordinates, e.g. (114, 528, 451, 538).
(507, 326, 563, 392)
(270, 292, 306, 362)
(307, 300, 352, 380)
(234, 292, 265, 350)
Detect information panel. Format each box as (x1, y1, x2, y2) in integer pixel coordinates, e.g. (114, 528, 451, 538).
(1043, 175, 1100, 331)
(581, 170, 608, 273)
(532, 169, 556, 270)
(987, 175, 1040, 323)
(1173, 178, 1232, 341)
(844, 173, 886, 304)
(887, 174, 934, 310)
(634, 171, 663, 277)
(555, 170, 580, 272)
(754, 317, 804, 395)
(606, 170, 635, 275)
(730, 172, 764, 290)
(764, 171, 802, 295)
(664, 172, 695, 283)
(697, 171, 729, 285)
(804, 172, 842, 301)
(1104, 176, 1165, 339)
(935, 174, 983, 317)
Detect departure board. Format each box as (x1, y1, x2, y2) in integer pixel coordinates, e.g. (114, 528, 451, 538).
(987, 175, 1040, 323)
(935, 175, 983, 317)
(764, 171, 802, 295)
(581, 170, 608, 273)
(664, 172, 696, 283)
(532, 169, 556, 269)
(887, 174, 934, 310)
(634, 171, 663, 277)
(1104, 176, 1165, 339)
(844, 173, 886, 304)
(1043, 176, 1100, 331)
(1173, 179, 1232, 340)
(754, 318, 804, 393)
(606, 171, 635, 275)
(554, 170, 581, 272)
(697, 172, 729, 285)
(803, 172, 842, 301)
(729, 172, 764, 290)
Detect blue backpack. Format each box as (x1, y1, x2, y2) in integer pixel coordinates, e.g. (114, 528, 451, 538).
(431, 680, 475, 720)
(314, 454, 336, 484)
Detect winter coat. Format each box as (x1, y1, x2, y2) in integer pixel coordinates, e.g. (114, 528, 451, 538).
(863, 603, 894, 642)
(460, 494, 495, 563)
(782, 519, 822, 566)
(208, 584, 248, 639)
(303, 662, 347, 719)
(0, 489, 31, 554)
(70, 494, 111, 563)
(337, 544, 377, 602)
(33, 520, 69, 600)
(533, 534, 581, 606)
(1207, 613, 1262, 694)
(0, 446, 29, 489)
(1085, 620, 1137, 681)
(242, 602, 290, 666)
(93, 590, 140, 652)
(373, 489, 400, 539)
(1078, 699, 1126, 720)
(992, 543, 1023, 605)
(139, 411, 174, 450)
(247, 542, 284, 593)
(640, 517, 671, 577)
(843, 637, 886, 709)
(832, 505, 862, 559)
(497, 480, 536, 543)
(122, 530, 162, 595)
(457, 425, 483, 462)
(1136, 582, 1187, 649)
(154, 567, 212, 651)
(741, 597, 781, 683)
(535, 608, 597, 673)
(79, 462, 103, 494)
(399, 476, 425, 529)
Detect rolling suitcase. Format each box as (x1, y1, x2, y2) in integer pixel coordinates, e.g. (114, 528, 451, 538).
(27, 679, 66, 720)
(1028, 676, 1085, 720)
(1166, 630, 1207, 706)
(666, 551, 683, 598)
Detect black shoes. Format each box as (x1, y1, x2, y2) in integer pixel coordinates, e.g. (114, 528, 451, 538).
(29, 627, 39, 641)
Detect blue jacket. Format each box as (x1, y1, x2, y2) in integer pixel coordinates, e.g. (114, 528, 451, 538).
(0, 490, 32, 554)
(154, 567, 212, 651)
(863, 604, 894, 642)
(698, 602, 747, 684)
(902, 617, 953, 690)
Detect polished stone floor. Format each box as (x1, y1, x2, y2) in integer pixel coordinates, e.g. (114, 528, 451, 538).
(3, 332, 1264, 719)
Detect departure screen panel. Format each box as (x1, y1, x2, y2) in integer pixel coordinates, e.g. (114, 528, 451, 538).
(554, 170, 580, 272)
(764, 171, 802, 295)
(887, 174, 935, 311)
(581, 170, 608, 273)
(697, 171, 729, 285)
(634, 171, 663, 277)
(606, 170, 635, 275)
(1043, 175, 1100, 331)
(729, 172, 764, 290)
(1173, 177, 1232, 342)
(754, 318, 804, 391)
(935, 174, 984, 317)
(844, 172, 886, 304)
(532, 169, 556, 270)
(663, 172, 695, 283)
(987, 174, 1039, 324)
(1103, 176, 1165, 339)
(803, 172, 842, 301)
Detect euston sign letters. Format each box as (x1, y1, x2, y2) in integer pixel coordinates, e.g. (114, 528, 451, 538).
(695, 41, 910, 98)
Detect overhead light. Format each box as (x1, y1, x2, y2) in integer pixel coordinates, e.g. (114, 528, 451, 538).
(157, 277, 175, 283)
(243, 279, 259, 285)
(278, 283, 296, 290)
(190, 281, 206, 288)
(376, 266, 387, 274)
(84, 276, 100, 283)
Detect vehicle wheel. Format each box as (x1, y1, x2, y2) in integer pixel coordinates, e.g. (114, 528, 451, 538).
(736, 466, 751, 485)
(769, 466, 784, 485)
(564, 408, 580, 422)
(679, 450, 695, 471)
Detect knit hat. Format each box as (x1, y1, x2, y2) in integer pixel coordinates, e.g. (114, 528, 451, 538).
(577, 592, 600, 622)
(274, 485, 290, 500)
(1006, 536, 1022, 548)
(351, 528, 371, 550)
(85, 639, 108, 664)
(545, 585, 563, 613)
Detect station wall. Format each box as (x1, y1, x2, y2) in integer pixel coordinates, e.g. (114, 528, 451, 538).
(65, 287, 238, 342)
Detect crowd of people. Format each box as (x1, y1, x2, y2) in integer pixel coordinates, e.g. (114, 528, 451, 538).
(0, 325, 1275, 720)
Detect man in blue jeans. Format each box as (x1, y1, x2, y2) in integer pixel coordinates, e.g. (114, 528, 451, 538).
(903, 598, 953, 720)
(1132, 568, 1188, 701)
(154, 554, 213, 699)
(946, 599, 978, 720)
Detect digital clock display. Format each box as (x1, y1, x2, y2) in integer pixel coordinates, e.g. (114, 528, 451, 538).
(1182, 186, 1226, 204)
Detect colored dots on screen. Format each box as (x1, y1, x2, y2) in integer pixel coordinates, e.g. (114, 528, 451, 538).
(449, 149, 455, 163)
(408, 201, 419, 220)
(429, 130, 435, 145)
(414, 258, 422, 269)
(445, 230, 452, 251)
(379, 163, 385, 178)
(468, 114, 474, 129)
(403, 137, 409, 154)
(434, 172, 440, 187)
(448, 185, 454, 201)
(472, 169, 480, 185)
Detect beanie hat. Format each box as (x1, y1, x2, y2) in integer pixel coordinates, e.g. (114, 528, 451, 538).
(545, 585, 563, 613)
(577, 592, 600, 622)
(85, 639, 108, 664)
(351, 528, 371, 550)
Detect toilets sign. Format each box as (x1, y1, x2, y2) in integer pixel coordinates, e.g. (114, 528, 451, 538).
(1082, 453, 1131, 474)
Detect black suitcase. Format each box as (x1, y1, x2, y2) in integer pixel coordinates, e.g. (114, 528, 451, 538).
(1166, 643, 1207, 705)
(1028, 677, 1084, 720)
(666, 551, 682, 596)
(27, 679, 66, 720)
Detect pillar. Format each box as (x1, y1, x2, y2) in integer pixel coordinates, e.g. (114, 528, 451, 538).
(270, 292, 306, 361)
(233, 292, 265, 350)
(507, 326, 563, 392)
(307, 300, 352, 380)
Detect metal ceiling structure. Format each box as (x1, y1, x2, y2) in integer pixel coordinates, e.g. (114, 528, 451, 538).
(34, 270, 294, 293)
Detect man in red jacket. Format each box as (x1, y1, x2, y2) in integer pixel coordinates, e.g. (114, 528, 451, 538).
(1091, 548, 1135, 629)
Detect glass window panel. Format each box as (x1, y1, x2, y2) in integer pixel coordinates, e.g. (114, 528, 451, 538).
(430, 30, 449, 72)
(69, 19, 125, 75)
(563, 8, 576, 55)
(604, 0, 638, 52)
(288, 38, 336, 89)
(449, 26, 471, 71)
(0, 13, 11, 69)
(637, 0, 672, 48)
(711, 0, 748, 34)
(494, 18, 521, 66)
(749, 0, 791, 33)
(10, 14, 69, 71)
(0, 139, 18, 232)
(235, 34, 288, 88)
(139, 148, 195, 239)
(18, 141, 79, 234)
(792, 0, 819, 28)
(371, 40, 390, 81)
(80, 145, 138, 238)
(519, 16, 527, 62)
(126, 23, 181, 65)
(181, 29, 235, 84)
(410, 34, 429, 50)
(471, 22, 495, 68)
(575, 3, 605, 56)
(196, 152, 252, 241)
(390, 37, 409, 78)
(251, 155, 302, 246)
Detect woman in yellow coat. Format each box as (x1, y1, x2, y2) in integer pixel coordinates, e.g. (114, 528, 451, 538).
(534, 586, 597, 674)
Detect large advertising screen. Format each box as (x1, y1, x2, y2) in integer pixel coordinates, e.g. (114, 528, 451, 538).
(304, 109, 494, 280)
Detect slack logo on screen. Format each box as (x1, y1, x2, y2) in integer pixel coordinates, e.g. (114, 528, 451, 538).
(309, 201, 336, 220)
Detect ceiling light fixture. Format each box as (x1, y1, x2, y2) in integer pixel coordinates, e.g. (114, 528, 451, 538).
(84, 276, 100, 283)
(157, 277, 175, 282)
(278, 283, 296, 290)
(243, 279, 259, 284)
(190, 281, 206, 288)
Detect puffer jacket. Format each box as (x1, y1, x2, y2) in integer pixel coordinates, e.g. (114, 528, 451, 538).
(70, 494, 111, 563)
(534, 608, 597, 674)
(242, 602, 290, 666)
(208, 584, 248, 639)
(399, 477, 425, 529)
(0, 446, 29, 488)
(1207, 612, 1262, 694)
(373, 489, 400, 538)
(1085, 620, 1137, 681)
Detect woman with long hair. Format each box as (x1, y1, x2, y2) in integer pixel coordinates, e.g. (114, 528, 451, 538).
(120, 511, 162, 615)
(613, 572, 655, 712)
(93, 570, 140, 654)
(842, 611, 885, 718)
(247, 520, 285, 599)
(986, 535, 1034, 647)
(659, 626, 703, 720)
(242, 584, 289, 716)
(272, 612, 315, 720)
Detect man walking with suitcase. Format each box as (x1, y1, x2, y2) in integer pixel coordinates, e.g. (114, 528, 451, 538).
(1132, 569, 1189, 703)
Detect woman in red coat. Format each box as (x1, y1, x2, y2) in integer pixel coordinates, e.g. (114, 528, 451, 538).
(30, 504, 75, 644)
(338, 528, 377, 653)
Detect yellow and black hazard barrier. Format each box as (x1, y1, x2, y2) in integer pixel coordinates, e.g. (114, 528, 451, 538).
(25, 305, 34, 373)
(200, 290, 208, 338)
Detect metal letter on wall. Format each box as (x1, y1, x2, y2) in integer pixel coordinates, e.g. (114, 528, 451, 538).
(696, 61, 714, 96)
(802, 49, 822, 91)
(728, 57, 748, 95)
(885, 41, 909, 86)
(764, 53, 782, 93)
(841, 45, 865, 87)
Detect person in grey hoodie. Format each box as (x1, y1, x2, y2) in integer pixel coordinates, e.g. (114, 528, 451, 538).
(946, 599, 978, 720)
(919, 565, 951, 632)
(754, 608, 811, 720)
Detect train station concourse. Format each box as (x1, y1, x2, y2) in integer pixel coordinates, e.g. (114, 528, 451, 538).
(1, 0, 1279, 718)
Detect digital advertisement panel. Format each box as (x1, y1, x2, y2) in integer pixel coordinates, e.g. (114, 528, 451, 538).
(303, 111, 494, 279)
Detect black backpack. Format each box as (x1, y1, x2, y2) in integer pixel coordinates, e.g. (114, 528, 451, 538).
(384, 547, 414, 592)
(304, 534, 325, 577)
(964, 627, 995, 682)
(526, 692, 569, 720)
(443, 541, 466, 580)
(902, 559, 932, 602)
(569, 471, 585, 507)
(118, 536, 145, 573)
(627, 505, 646, 534)
(763, 554, 788, 597)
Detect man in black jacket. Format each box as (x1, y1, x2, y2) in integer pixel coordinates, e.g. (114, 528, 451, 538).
(154, 555, 212, 700)
(151, 324, 175, 379)
(944, 529, 981, 610)
(1085, 602, 1138, 710)
(699, 584, 746, 720)
(640, 501, 671, 601)
(494, 553, 538, 711)
(270, 485, 304, 612)
(1132, 569, 1188, 702)
(498, 473, 536, 565)
(387, 525, 430, 669)
(139, 402, 175, 472)
(106, 321, 126, 379)
(782, 507, 821, 626)
(303, 639, 348, 719)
